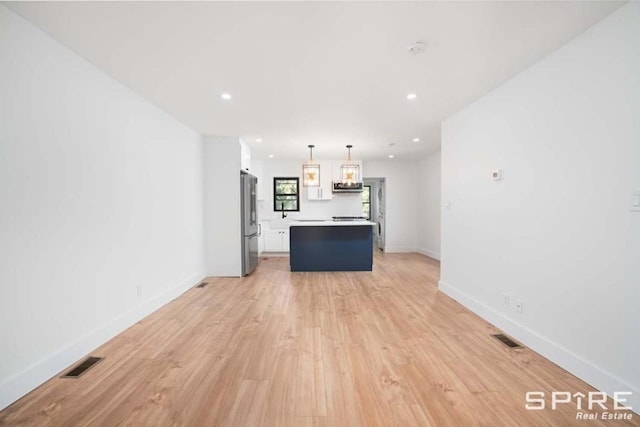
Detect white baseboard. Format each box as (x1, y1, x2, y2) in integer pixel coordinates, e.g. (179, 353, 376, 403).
(438, 280, 640, 412)
(384, 246, 417, 253)
(0, 270, 205, 411)
(417, 247, 440, 260)
(259, 252, 290, 257)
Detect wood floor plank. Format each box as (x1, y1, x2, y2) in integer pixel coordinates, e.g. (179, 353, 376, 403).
(1, 253, 638, 426)
(295, 327, 327, 417)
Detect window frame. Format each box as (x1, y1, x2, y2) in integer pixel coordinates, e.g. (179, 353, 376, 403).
(273, 177, 300, 212)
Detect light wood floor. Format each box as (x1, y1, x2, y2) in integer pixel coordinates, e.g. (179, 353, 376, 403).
(1, 253, 637, 426)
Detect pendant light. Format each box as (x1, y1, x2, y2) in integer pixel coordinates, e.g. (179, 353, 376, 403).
(302, 144, 320, 187)
(340, 144, 360, 185)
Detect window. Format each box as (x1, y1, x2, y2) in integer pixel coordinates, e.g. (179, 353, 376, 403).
(274, 177, 300, 212)
(362, 185, 371, 220)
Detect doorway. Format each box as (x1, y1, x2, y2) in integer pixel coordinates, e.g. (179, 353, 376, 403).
(363, 177, 385, 251)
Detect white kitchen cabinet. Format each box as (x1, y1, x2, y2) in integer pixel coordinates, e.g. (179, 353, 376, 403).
(307, 186, 331, 200)
(264, 229, 290, 252)
(264, 230, 279, 251)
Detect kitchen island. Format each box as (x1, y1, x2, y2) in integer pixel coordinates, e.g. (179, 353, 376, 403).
(289, 220, 375, 272)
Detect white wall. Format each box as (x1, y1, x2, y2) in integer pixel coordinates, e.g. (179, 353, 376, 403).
(417, 150, 441, 260)
(203, 137, 242, 277)
(364, 160, 420, 253)
(0, 5, 205, 410)
(441, 2, 639, 410)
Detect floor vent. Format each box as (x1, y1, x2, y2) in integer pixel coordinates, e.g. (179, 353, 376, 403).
(61, 357, 104, 378)
(491, 334, 523, 349)
(196, 282, 208, 288)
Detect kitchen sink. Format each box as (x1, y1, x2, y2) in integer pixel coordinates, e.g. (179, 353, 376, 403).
(269, 219, 291, 229)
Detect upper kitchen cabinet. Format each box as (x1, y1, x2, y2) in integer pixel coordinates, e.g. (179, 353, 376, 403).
(306, 160, 333, 201)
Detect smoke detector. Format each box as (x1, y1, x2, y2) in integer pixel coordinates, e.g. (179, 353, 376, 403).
(407, 41, 426, 55)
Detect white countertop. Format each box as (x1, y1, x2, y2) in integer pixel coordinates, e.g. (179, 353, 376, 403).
(289, 220, 375, 227)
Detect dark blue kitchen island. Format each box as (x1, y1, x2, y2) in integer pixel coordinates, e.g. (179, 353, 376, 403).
(289, 221, 375, 271)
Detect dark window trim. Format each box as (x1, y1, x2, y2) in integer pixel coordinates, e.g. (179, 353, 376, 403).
(273, 177, 300, 212)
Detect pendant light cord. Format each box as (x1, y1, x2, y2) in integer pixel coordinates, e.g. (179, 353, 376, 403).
(308, 144, 314, 163)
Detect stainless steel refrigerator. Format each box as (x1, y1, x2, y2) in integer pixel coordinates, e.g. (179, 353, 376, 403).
(241, 172, 259, 276)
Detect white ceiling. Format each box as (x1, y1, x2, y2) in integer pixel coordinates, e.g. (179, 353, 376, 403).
(5, 1, 624, 161)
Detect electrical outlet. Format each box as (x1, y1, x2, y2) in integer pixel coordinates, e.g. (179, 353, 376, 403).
(515, 299, 523, 314)
(136, 285, 143, 297)
(502, 293, 510, 309)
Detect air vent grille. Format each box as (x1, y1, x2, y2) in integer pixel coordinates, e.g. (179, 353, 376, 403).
(491, 334, 523, 349)
(61, 357, 104, 378)
(196, 282, 208, 288)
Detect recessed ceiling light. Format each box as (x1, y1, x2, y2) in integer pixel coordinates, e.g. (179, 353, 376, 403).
(268, 154, 274, 158)
(407, 41, 426, 55)
(413, 138, 420, 142)
(221, 93, 232, 100)
(256, 138, 262, 143)
(388, 154, 395, 159)
(407, 93, 417, 100)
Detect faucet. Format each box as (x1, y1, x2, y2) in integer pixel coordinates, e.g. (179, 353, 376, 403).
(281, 203, 287, 219)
